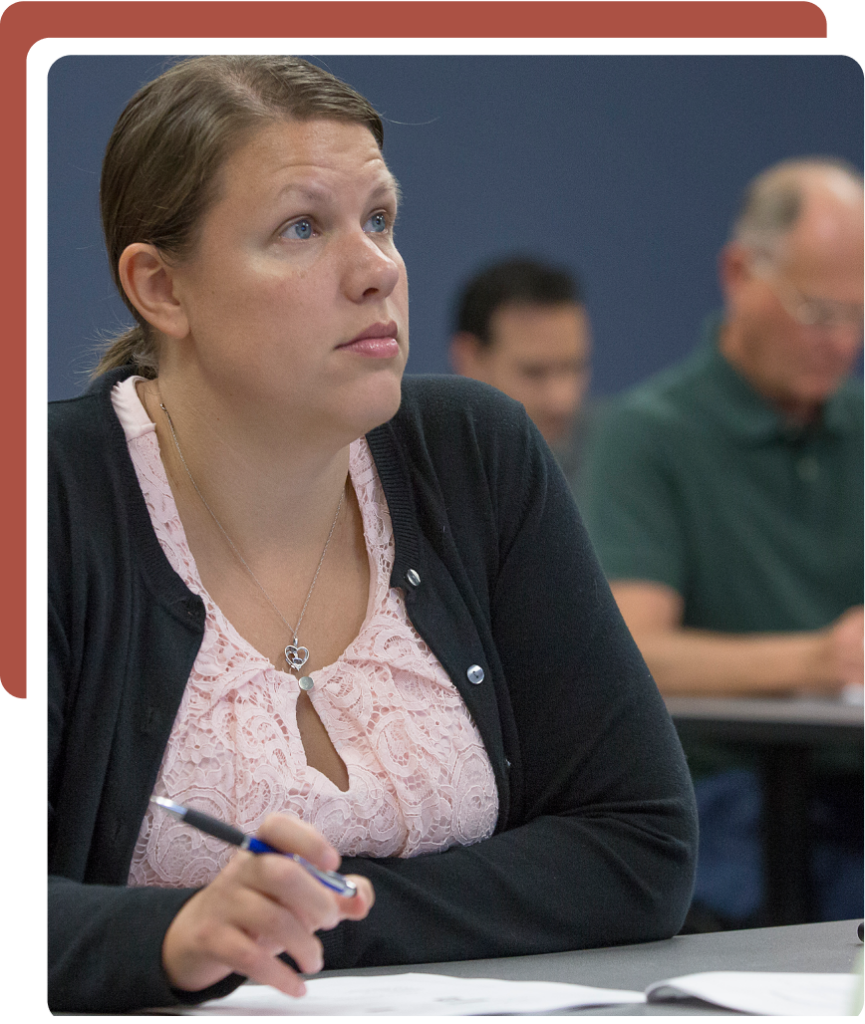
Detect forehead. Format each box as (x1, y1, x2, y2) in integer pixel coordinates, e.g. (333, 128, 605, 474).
(778, 190, 864, 293)
(215, 118, 397, 201)
(491, 303, 589, 347)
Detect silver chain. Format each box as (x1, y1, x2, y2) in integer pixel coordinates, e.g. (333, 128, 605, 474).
(159, 402, 343, 652)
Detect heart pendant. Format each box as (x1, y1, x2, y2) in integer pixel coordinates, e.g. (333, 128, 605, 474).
(285, 643, 310, 671)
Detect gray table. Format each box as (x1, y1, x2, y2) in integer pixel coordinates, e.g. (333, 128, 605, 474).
(314, 919, 863, 1015)
(138, 920, 860, 1015)
(664, 696, 863, 746)
(665, 696, 864, 926)
(309, 917, 855, 1011)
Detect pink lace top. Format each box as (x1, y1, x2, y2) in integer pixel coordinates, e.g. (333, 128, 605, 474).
(113, 377, 498, 888)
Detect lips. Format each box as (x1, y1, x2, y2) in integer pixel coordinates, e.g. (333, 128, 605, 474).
(339, 321, 399, 347)
(336, 321, 400, 358)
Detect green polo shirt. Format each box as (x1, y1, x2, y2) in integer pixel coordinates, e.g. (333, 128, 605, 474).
(582, 319, 863, 774)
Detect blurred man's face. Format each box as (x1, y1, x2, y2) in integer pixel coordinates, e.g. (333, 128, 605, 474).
(721, 183, 863, 423)
(457, 302, 591, 444)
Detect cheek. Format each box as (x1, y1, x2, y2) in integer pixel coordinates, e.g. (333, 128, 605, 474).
(392, 263, 410, 317)
(177, 259, 258, 333)
(746, 310, 795, 368)
(229, 270, 321, 340)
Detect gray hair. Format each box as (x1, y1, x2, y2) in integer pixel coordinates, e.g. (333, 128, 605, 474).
(731, 156, 862, 261)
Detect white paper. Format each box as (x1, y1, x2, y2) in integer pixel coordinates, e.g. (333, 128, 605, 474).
(646, 971, 860, 1016)
(184, 971, 646, 1015)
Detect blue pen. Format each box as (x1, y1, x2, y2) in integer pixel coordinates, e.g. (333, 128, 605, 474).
(150, 795, 357, 897)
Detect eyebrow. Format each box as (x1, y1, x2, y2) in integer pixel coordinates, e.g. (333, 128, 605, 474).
(277, 174, 403, 208)
(380, 175, 404, 206)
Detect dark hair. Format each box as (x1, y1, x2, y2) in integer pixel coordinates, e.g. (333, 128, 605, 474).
(455, 257, 582, 347)
(94, 55, 384, 379)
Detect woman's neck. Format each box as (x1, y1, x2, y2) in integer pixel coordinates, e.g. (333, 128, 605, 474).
(137, 376, 353, 555)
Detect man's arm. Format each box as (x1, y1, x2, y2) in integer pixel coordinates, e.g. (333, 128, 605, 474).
(612, 581, 863, 696)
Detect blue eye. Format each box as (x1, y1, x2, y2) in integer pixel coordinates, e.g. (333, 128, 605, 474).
(284, 218, 314, 240)
(365, 212, 388, 233)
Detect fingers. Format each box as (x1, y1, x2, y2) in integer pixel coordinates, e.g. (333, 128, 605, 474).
(218, 881, 326, 971)
(236, 948, 308, 997)
(234, 850, 341, 933)
(813, 607, 865, 692)
(257, 813, 341, 872)
(197, 917, 317, 997)
(161, 815, 375, 997)
(336, 874, 375, 921)
(162, 860, 329, 993)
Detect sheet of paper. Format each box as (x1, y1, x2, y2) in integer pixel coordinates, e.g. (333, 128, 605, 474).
(646, 971, 860, 1016)
(184, 972, 646, 1015)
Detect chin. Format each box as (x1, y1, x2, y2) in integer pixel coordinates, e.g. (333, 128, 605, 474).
(801, 374, 849, 404)
(343, 370, 404, 435)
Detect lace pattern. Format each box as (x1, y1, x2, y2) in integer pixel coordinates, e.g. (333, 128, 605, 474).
(113, 378, 498, 888)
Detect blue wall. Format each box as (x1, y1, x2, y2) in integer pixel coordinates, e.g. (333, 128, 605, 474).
(48, 55, 863, 402)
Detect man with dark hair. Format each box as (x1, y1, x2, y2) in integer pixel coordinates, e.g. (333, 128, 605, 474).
(583, 157, 864, 927)
(450, 258, 594, 497)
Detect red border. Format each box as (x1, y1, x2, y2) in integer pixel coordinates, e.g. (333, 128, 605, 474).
(0, 1, 828, 698)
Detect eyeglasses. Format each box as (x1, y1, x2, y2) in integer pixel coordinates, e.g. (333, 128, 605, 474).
(752, 262, 864, 331)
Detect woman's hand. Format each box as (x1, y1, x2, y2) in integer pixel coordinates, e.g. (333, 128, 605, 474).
(161, 813, 374, 997)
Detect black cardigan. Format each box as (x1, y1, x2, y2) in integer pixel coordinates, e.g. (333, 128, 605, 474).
(49, 368, 697, 1012)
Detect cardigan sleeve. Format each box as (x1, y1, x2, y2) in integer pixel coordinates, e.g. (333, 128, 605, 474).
(48, 395, 248, 1013)
(49, 593, 247, 1013)
(319, 383, 698, 969)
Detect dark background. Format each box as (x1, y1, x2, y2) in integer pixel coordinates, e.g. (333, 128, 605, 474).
(48, 55, 863, 402)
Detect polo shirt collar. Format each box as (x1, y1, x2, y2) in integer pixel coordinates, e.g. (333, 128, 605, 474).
(696, 315, 850, 445)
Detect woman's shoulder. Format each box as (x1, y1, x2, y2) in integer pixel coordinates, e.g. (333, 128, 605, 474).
(397, 373, 524, 420)
(389, 374, 532, 455)
(49, 369, 135, 493)
(48, 384, 124, 580)
(50, 367, 132, 438)
(370, 374, 557, 524)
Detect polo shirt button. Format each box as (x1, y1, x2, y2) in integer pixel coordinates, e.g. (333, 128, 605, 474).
(406, 569, 421, 587)
(467, 664, 485, 685)
(797, 456, 819, 482)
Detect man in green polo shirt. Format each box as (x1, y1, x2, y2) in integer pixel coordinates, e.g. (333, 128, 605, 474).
(583, 157, 863, 925)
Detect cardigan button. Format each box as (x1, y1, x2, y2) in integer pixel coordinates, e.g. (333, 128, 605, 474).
(406, 568, 421, 587)
(467, 664, 485, 685)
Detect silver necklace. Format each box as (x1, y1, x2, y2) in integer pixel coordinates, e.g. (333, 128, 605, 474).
(160, 402, 343, 691)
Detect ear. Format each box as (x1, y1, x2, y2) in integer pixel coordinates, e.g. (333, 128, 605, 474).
(718, 241, 753, 305)
(118, 243, 190, 339)
(449, 332, 488, 379)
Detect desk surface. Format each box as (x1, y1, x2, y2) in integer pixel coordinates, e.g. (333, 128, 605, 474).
(665, 695, 863, 745)
(147, 920, 862, 1015)
(314, 919, 862, 1015)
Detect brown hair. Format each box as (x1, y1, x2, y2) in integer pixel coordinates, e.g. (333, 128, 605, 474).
(94, 55, 384, 378)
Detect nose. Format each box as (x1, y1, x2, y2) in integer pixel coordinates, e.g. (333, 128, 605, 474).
(543, 371, 583, 420)
(819, 320, 863, 358)
(341, 230, 401, 303)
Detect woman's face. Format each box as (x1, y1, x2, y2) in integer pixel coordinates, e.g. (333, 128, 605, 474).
(163, 118, 409, 442)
